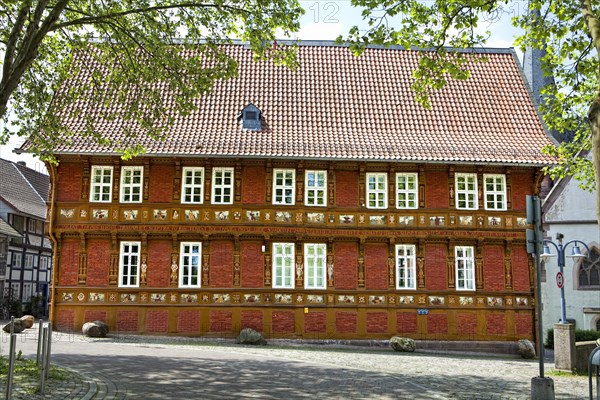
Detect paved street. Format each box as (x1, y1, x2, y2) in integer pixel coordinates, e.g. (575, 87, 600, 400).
(0, 326, 592, 399)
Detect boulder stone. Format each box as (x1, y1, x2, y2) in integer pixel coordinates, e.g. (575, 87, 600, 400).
(2, 319, 26, 334)
(20, 315, 35, 329)
(82, 320, 109, 338)
(390, 336, 416, 352)
(236, 328, 267, 345)
(517, 339, 536, 359)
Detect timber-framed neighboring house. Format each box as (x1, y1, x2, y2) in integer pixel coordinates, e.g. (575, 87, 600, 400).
(25, 41, 556, 341)
(0, 158, 52, 317)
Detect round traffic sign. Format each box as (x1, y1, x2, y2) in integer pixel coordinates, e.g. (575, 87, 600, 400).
(556, 272, 564, 289)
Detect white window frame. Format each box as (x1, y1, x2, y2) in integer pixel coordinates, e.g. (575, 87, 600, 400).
(455, 173, 478, 210)
(273, 169, 296, 205)
(211, 167, 234, 204)
(304, 243, 327, 289)
(366, 172, 388, 209)
(179, 242, 202, 288)
(455, 246, 475, 291)
(119, 241, 140, 288)
(272, 243, 295, 289)
(24, 254, 35, 268)
(396, 244, 416, 290)
(305, 170, 327, 206)
(483, 174, 507, 211)
(40, 256, 49, 270)
(10, 282, 20, 299)
(22, 282, 32, 302)
(89, 166, 114, 203)
(28, 219, 36, 233)
(11, 252, 22, 268)
(396, 173, 418, 209)
(120, 166, 144, 203)
(181, 167, 205, 204)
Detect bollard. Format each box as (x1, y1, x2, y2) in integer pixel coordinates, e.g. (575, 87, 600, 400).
(37, 319, 43, 366)
(39, 326, 48, 395)
(6, 333, 16, 400)
(45, 322, 53, 379)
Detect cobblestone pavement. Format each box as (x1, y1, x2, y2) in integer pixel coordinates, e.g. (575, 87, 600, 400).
(0, 326, 592, 399)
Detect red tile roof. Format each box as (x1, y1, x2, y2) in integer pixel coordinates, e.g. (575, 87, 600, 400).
(45, 42, 555, 165)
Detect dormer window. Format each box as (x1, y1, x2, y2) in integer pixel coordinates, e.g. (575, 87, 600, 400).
(240, 104, 262, 131)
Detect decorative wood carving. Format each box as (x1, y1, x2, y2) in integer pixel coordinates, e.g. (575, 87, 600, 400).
(417, 238, 425, 288)
(388, 166, 395, 209)
(477, 166, 483, 205)
(171, 232, 179, 286)
(81, 160, 90, 200)
(78, 233, 87, 285)
(418, 165, 425, 208)
(143, 159, 150, 201)
(204, 163, 212, 204)
(202, 240, 210, 287)
(447, 240, 455, 289)
(140, 254, 148, 286)
(448, 166, 455, 208)
(476, 238, 484, 290)
(327, 238, 334, 287)
(264, 238, 272, 286)
(233, 236, 240, 286)
(328, 166, 335, 207)
(112, 160, 121, 202)
(296, 161, 304, 204)
(266, 161, 273, 203)
(109, 233, 118, 285)
(140, 233, 148, 287)
(173, 159, 181, 201)
(504, 239, 513, 289)
(235, 162, 242, 203)
(503, 168, 511, 209)
(359, 164, 365, 208)
(358, 238, 365, 287)
(388, 238, 395, 288)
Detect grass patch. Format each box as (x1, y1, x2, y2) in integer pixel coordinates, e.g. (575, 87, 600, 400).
(547, 368, 588, 377)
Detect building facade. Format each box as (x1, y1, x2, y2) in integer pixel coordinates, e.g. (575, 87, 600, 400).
(39, 42, 555, 341)
(0, 159, 52, 317)
(541, 171, 600, 337)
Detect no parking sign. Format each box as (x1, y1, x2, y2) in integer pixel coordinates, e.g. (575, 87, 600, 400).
(556, 271, 564, 289)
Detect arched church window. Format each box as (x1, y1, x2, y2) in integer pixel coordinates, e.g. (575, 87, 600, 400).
(578, 247, 600, 289)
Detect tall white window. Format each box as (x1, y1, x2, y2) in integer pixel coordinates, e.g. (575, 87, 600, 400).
(10, 282, 20, 298)
(40, 257, 49, 270)
(396, 173, 418, 209)
(396, 244, 416, 289)
(119, 242, 140, 287)
(273, 169, 296, 205)
(455, 173, 478, 210)
(305, 170, 327, 206)
(24, 254, 35, 268)
(272, 243, 294, 288)
(120, 166, 143, 203)
(90, 166, 113, 202)
(304, 243, 326, 289)
(22, 282, 32, 302)
(212, 167, 234, 204)
(366, 172, 388, 209)
(179, 242, 201, 288)
(483, 174, 507, 211)
(181, 167, 204, 204)
(11, 252, 22, 268)
(455, 246, 475, 291)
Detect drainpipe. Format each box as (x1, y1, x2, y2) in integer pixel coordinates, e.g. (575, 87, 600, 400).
(46, 162, 59, 324)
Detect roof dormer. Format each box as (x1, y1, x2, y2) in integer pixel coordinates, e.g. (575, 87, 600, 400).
(239, 104, 261, 131)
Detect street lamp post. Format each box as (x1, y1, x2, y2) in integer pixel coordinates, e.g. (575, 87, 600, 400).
(540, 233, 589, 324)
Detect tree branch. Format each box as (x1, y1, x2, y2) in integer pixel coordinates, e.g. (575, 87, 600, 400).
(53, 2, 249, 30)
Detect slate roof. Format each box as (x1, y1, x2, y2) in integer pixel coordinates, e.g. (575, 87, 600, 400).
(38, 41, 555, 165)
(0, 158, 49, 219)
(0, 217, 21, 238)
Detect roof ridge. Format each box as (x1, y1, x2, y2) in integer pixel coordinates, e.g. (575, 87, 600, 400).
(9, 161, 47, 205)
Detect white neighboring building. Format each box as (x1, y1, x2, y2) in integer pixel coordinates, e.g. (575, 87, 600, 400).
(541, 172, 600, 338)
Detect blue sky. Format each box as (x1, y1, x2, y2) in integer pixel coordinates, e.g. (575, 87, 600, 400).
(0, 1, 525, 171)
